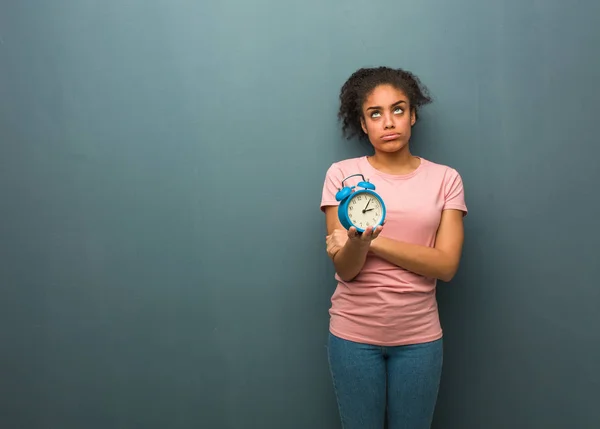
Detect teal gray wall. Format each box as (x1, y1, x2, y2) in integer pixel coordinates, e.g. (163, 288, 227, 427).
(1, 1, 599, 428)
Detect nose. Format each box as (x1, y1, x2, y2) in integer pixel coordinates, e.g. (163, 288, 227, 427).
(383, 112, 394, 129)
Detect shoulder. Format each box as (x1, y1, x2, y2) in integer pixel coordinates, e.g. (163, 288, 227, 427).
(321, 157, 369, 210)
(420, 157, 465, 186)
(421, 157, 461, 177)
(325, 156, 365, 173)
(323, 156, 367, 182)
(420, 158, 467, 212)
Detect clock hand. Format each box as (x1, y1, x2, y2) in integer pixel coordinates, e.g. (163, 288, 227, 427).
(362, 200, 371, 213)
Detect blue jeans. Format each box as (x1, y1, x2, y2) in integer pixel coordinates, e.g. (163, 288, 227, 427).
(327, 332, 443, 429)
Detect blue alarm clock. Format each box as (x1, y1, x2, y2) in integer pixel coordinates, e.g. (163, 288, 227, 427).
(335, 173, 386, 233)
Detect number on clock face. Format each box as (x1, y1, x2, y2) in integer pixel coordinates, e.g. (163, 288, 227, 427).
(348, 193, 383, 228)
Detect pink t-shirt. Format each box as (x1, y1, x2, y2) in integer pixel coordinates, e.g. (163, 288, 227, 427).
(320, 156, 468, 346)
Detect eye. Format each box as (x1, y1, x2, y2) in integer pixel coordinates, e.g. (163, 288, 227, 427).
(394, 107, 404, 114)
(370, 111, 381, 118)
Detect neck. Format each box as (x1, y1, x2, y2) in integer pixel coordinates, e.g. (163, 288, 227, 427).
(368, 146, 420, 175)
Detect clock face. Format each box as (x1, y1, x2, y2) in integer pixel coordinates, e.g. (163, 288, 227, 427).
(347, 192, 384, 230)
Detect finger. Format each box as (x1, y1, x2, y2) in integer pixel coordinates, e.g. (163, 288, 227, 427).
(374, 224, 383, 234)
(358, 227, 367, 240)
(372, 225, 383, 239)
(327, 245, 340, 258)
(348, 227, 357, 238)
(361, 226, 374, 240)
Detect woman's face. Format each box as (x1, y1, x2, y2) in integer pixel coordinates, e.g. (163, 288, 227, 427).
(360, 84, 416, 154)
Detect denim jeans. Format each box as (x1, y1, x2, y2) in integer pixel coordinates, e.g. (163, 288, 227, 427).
(327, 332, 443, 429)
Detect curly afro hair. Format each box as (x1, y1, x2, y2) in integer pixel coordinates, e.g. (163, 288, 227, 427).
(338, 66, 433, 141)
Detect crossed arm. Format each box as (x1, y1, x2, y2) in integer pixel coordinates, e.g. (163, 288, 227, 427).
(325, 207, 465, 282)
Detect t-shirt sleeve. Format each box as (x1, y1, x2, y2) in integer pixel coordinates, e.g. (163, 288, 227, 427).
(320, 163, 345, 211)
(443, 168, 468, 216)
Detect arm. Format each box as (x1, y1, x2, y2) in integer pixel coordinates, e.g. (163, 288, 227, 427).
(324, 206, 372, 282)
(369, 209, 465, 282)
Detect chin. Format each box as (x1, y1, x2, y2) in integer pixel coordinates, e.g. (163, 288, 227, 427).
(375, 141, 407, 153)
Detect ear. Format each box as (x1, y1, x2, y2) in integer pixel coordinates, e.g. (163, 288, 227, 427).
(410, 109, 416, 126)
(360, 116, 368, 134)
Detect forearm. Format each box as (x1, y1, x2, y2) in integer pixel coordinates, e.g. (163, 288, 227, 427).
(370, 237, 458, 282)
(332, 241, 371, 282)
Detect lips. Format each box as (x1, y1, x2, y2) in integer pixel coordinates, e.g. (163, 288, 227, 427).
(381, 133, 401, 141)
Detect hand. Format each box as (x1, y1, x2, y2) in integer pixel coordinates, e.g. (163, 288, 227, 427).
(326, 225, 383, 259)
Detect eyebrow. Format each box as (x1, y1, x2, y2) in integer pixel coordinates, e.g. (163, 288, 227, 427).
(366, 100, 407, 111)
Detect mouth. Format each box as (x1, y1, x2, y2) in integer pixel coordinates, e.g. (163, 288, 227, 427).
(381, 133, 401, 141)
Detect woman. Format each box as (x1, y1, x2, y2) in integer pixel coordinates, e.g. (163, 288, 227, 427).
(320, 66, 468, 429)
